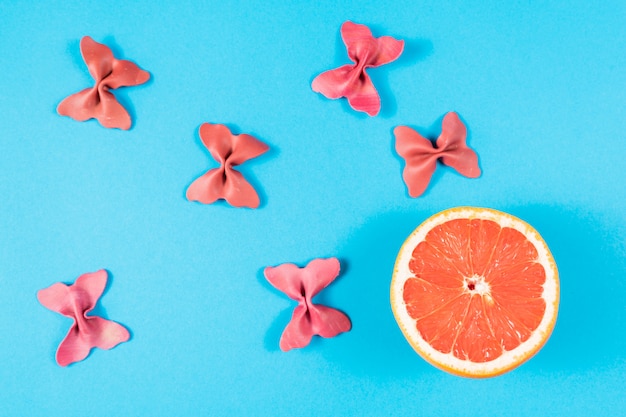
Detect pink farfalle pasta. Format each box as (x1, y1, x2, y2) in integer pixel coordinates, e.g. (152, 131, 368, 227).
(394, 112, 481, 197)
(186, 123, 269, 209)
(264, 257, 351, 351)
(57, 36, 150, 130)
(312, 21, 404, 116)
(37, 270, 130, 366)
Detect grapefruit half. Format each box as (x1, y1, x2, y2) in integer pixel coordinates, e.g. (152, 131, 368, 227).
(391, 207, 559, 377)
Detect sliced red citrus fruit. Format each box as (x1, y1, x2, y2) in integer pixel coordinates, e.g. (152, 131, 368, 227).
(391, 207, 559, 377)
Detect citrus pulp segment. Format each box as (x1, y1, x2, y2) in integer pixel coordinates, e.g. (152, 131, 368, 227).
(390, 207, 559, 377)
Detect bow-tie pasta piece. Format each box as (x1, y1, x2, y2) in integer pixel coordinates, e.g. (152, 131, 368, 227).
(57, 36, 150, 130)
(312, 21, 404, 116)
(37, 270, 130, 366)
(394, 112, 481, 197)
(186, 123, 269, 209)
(264, 258, 351, 351)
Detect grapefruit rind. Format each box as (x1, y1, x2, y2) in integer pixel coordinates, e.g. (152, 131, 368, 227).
(390, 207, 559, 378)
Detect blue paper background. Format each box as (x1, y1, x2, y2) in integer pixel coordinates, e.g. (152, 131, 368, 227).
(1, 1, 625, 415)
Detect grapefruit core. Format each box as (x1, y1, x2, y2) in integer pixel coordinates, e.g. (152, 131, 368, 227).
(390, 207, 559, 377)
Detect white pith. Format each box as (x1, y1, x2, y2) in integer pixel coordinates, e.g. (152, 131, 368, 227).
(390, 207, 559, 377)
(464, 274, 490, 297)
